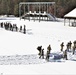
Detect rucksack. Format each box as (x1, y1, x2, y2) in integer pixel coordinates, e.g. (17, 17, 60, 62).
(37, 46, 42, 51)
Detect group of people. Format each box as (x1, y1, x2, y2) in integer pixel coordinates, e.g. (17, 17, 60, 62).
(60, 40, 76, 60)
(37, 45, 52, 61)
(0, 22, 26, 34)
(37, 40, 76, 61)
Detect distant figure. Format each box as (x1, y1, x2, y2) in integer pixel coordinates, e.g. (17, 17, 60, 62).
(73, 46, 75, 55)
(73, 40, 76, 48)
(63, 49, 68, 60)
(9, 23, 12, 31)
(16, 26, 18, 32)
(20, 26, 22, 32)
(72, 40, 76, 54)
(46, 44, 51, 61)
(46, 50, 50, 61)
(66, 41, 72, 51)
(66, 43, 70, 51)
(39, 48, 44, 59)
(60, 42, 64, 51)
(47, 45, 52, 54)
(68, 41, 72, 50)
(0, 22, 3, 28)
(37, 46, 42, 55)
(23, 25, 26, 34)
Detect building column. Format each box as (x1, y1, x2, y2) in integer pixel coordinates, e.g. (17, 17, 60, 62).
(39, 3, 40, 22)
(24, 4, 26, 20)
(24, 4, 25, 15)
(28, 4, 30, 21)
(69, 19, 70, 26)
(34, 4, 35, 22)
(54, 3, 56, 20)
(19, 4, 21, 20)
(47, 4, 48, 21)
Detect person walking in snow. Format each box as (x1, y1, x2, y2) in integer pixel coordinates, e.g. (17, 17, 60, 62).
(73, 46, 75, 55)
(66, 43, 70, 51)
(20, 26, 22, 32)
(73, 40, 76, 48)
(39, 48, 44, 59)
(0, 22, 3, 28)
(46, 50, 50, 61)
(72, 40, 76, 54)
(68, 41, 72, 50)
(47, 45, 51, 54)
(23, 25, 26, 34)
(15, 25, 18, 32)
(63, 49, 68, 60)
(60, 42, 64, 51)
(9, 23, 13, 31)
(66, 41, 72, 51)
(46, 44, 51, 61)
(37, 46, 42, 55)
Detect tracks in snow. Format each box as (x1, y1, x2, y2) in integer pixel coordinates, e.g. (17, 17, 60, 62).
(0, 54, 46, 65)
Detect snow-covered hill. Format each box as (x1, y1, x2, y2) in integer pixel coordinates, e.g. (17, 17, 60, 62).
(0, 18, 76, 74)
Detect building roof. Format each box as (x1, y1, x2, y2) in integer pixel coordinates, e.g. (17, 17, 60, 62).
(64, 8, 76, 19)
(19, 2, 55, 5)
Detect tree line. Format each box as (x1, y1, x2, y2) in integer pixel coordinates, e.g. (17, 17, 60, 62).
(0, 0, 76, 17)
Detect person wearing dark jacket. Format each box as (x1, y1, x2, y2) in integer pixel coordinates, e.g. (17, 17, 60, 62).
(39, 48, 44, 59)
(46, 50, 50, 61)
(63, 49, 68, 60)
(47, 45, 51, 54)
(60, 42, 64, 51)
(37, 46, 42, 55)
(68, 41, 72, 50)
(23, 25, 26, 34)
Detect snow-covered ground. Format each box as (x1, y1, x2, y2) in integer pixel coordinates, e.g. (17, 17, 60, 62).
(0, 17, 76, 74)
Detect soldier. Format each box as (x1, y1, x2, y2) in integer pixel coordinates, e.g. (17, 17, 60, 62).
(16, 26, 18, 32)
(66, 43, 70, 51)
(37, 46, 42, 55)
(20, 26, 22, 32)
(39, 48, 44, 59)
(10, 24, 13, 31)
(23, 25, 26, 34)
(5, 22, 9, 30)
(72, 40, 76, 54)
(46, 50, 50, 61)
(12, 24, 15, 31)
(60, 42, 64, 51)
(73, 40, 76, 48)
(69, 41, 72, 50)
(73, 46, 75, 55)
(63, 49, 68, 60)
(47, 45, 51, 54)
(1, 22, 3, 28)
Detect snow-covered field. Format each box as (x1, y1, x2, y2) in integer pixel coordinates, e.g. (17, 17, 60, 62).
(0, 17, 76, 74)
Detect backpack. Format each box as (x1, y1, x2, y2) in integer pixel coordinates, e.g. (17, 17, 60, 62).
(37, 46, 42, 51)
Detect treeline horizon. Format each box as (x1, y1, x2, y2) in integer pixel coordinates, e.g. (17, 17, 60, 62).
(0, 0, 76, 18)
